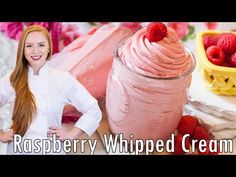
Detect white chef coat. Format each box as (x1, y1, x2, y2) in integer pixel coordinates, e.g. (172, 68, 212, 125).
(0, 63, 102, 154)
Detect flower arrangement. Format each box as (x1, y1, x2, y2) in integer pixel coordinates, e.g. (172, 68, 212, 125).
(0, 22, 81, 54)
(167, 22, 196, 42)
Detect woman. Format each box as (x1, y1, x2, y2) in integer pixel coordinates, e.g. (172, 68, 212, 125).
(0, 25, 102, 154)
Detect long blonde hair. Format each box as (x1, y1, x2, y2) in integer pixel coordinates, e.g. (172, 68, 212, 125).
(10, 25, 53, 136)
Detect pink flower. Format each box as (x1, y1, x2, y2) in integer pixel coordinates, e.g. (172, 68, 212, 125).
(0, 22, 7, 31)
(167, 22, 189, 39)
(60, 24, 81, 48)
(120, 22, 142, 34)
(205, 22, 218, 30)
(0, 22, 23, 40)
(24, 22, 51, 30)
(50, 22, 62, 54)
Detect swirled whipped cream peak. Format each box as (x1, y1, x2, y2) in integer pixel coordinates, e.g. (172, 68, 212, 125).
(119, 22, 193, 78)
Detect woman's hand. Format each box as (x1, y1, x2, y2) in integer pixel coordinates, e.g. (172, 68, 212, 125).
(47, 127, 83, 141)
(0, 129, 14, 143)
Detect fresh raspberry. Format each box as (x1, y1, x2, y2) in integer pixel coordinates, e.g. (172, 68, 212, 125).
(205, 22, 218, 30)
(206, 45, 225, 66)
(145, 22, 167, 42)
(222, 62, 230, 67)
(203, 35, 217, 49)
(217, 33, 236, 54)
(215, 33, 229, 41)
(193, 126, 210, 142)
(177, 115, 198, 137)
(228, 52, 236, 67)
(174, 134, 190, 155)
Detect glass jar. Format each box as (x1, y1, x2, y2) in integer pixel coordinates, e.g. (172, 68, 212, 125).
(106, 39, 196, 142)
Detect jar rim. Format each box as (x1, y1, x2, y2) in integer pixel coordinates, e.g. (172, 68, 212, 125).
(114, 36, 196, 80)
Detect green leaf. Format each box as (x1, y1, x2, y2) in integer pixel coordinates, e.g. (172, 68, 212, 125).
(182, 35, 189, 42)
(189, 33, 196, 39)
(88, 22, 97, 26)
(182, 25, 196, 41)
(188, 25, 195, 36)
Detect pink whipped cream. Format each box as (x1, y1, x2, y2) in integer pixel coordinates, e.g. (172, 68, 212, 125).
(119, 27, 192, 78)
(106, 26, 195, 141)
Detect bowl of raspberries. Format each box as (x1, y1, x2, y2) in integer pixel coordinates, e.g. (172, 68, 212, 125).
(196, 30, 236, 96)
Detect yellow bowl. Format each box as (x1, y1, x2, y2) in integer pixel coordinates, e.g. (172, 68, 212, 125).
(196, 30, 236, 96)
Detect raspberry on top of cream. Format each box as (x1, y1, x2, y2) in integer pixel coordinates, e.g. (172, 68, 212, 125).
(119, 22, 192, 78)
